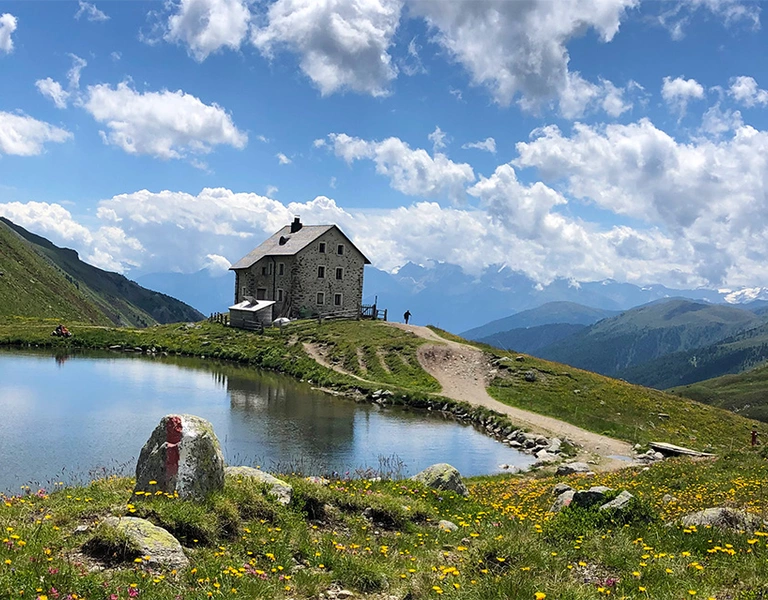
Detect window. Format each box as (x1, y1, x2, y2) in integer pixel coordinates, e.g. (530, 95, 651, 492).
(317, 265, 325, 279)
(241, 286, 246, 296)
(318, 242, 326, 253)
(278, 262, 284, 276)
(256, 288, 267, 300)
(261, 266, 268, 276)
(277, 289, 284, 302)
(334, 293, 342, 306)
(261, 263, 272, 276)
(316, 292, 325, 305)
(337, 244, 344, 255)
(335, 267, 343, 280)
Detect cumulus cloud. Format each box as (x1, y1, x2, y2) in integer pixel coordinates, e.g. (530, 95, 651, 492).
(0, 13, 17, 53)
(165, 0, 251, 61)
(513, 118, 768, 283)
(328, 132, 475, 203)
(276, 152, 292, 165)
(252, 0, 403, 96)
(0, 111, 72, 156)
(83, 82, 247, 159)
(408, 0, 637, 110)
(428, 126, 447, 152)
(203, 253, 232, 275)
(661, 75, 705, 116)
(462, 137, 496, 153)
(729, 75, 768, 107)
(35, 78, 70, 109)
(74, 1, 109, 22)
(657, 0, 760, 40)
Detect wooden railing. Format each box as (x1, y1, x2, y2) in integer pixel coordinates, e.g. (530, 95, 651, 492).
(209, 312, 229, 325)
(360, 304, 387, 321)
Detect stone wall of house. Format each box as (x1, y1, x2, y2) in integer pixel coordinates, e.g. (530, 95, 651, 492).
(291, 228, 365, 318)
(232, 227, 365, 319)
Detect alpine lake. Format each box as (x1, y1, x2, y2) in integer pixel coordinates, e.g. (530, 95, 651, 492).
(0, 348, 534, 494)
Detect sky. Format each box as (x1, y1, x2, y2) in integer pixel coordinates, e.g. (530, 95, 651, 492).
(1, 0, 768, 291)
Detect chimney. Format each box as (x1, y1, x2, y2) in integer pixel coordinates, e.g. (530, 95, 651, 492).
(290, 216, 302, 233)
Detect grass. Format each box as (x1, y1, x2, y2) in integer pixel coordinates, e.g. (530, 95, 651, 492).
(2, 450, 768, 599)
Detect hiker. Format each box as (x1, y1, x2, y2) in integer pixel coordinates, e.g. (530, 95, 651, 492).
(404, 310, 411, 325)
(752, 428, 759, 446)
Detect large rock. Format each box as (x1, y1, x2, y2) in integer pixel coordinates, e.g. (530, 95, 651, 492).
(571, 486, 612, 509)
(556, 462, 592, 476)
(679, 508, 765, 532)
(411, 463, 469, 497)
(549, 490, 575, 513)
(134, 414, 225, 501)
(103, 517, 188, 568)
(225, 466, 292, 505)
(600, 491, 635, 511)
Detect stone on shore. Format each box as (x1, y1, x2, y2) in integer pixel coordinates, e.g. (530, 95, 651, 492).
(134, 414, 225, 501)
(556, 462, 592, 476)
(225, 466, 293, 505)
(411, 463, 469, 497)
(103, 516, 188, 568)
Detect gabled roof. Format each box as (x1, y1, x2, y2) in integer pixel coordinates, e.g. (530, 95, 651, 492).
(230, 224, 371, 270)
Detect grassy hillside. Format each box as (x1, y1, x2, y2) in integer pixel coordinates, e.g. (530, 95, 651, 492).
(462, 301, 617, 340)
(539, 298, 761, 377)
(0, 319, 760, 453)
(0, 219, 113, 325)
(0, 218, 204, 327)
(620, 321, 768, 389)
(669, 361, 768, 422)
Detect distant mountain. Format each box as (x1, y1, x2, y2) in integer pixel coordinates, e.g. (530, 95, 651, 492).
(136, 270, 234, 316)
(668, 362, 768, 423)
(0, 218, 203, 327)
(461, 301, 618, 340)
(620, 321, 768, 390)
(476, 323, 587, 354)
(537, 298, 761, 378)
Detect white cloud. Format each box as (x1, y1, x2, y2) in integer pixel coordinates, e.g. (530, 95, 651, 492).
(252, 0, 403, 97)
(408, 0, 637, 110)
(328, 132, 475, 203)
(657, 0, 760, 40)
(165, 0, 251, 61)
(428, 126, 447, 152)
(0, 13, 17, 54)
(35, 78, 70, 109)
(266, 185, 278, 196)
(203, 253, 231, 275)
(401, 37, 426, 76)
(67, 54, 87, 89)
(729, 75, 768, 107)
(276, 152, 292, 164)
(313, 138, 326, 148)
(661, 75, 705, 115)
(83, 82, 247, 160)
(0, 111, 72, 156)
(513, 118, 768, 283)
(701, 103, 742, 137)
(462, 137, 496, 153)
(74, 1, 109, 22)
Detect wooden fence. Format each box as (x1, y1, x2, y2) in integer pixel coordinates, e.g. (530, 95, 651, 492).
(209, 312, 229, 325)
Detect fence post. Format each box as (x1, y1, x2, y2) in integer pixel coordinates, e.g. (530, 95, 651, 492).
(383, 309, 387, 321)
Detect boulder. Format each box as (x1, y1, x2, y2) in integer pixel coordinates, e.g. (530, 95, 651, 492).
(438, 520, 459, 532)
(103, 517, 188, 568)
(534, 450, 559, 464)
(411, 463, 469, 497)
(556, 462, 591, 476)
(226, 466, 293, 505)
(679, 508, 765, 532)
(600, 491, 635, 511)
(134, 414, 225, 501)
(571, 486, 612, 509)
(549, 490, 575, 512)
(548, 438, 562, 453)
(552, 483, 573, 496)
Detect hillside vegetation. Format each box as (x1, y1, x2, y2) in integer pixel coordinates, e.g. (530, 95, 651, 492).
(0, 218, 203, 327)
(476, 322, 587, 354)
(538, 298, 761, 377)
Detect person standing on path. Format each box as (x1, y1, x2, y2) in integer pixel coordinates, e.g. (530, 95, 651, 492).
(404, 310, 411, 325)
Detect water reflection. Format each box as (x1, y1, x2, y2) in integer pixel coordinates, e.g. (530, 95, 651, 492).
(0, 348, 534, 492)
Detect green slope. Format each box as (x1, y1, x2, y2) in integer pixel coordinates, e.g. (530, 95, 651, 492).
(0, 218, 204, 327)
(538, 298, 761, 377)
(477, 322, 587, 353)
(669, 362, 768, 422)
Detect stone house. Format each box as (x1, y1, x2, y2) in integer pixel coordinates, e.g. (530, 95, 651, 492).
(229, 218, 370, 319)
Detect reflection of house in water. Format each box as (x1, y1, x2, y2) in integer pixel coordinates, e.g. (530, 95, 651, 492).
(223, 371, 357, 464)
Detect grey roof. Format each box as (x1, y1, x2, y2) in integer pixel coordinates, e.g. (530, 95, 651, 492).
(230, 224, 370, 270)
(229, 299, 275, 312)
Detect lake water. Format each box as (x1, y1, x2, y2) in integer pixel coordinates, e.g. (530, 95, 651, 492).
(0, 349, 533, 493)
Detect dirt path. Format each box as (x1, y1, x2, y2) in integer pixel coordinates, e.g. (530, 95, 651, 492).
(388, 323, 634, 470)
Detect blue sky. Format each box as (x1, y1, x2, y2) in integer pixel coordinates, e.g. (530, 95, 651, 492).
(1, 0, 768, 291)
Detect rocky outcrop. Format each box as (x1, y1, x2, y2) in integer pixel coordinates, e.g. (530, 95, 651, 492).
(411, 463, 469, 497)
(103, 517, 188, 568)
(134, 414, 225, 501)
(679, 508, 765, 532)
(226, 466, 293, 505)
(550, 486, 636, 513)
(556, 462, 592, 476)
(600, 490, 635, 511)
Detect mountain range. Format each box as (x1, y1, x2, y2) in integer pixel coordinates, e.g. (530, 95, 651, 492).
(0, 218, 203, 327)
